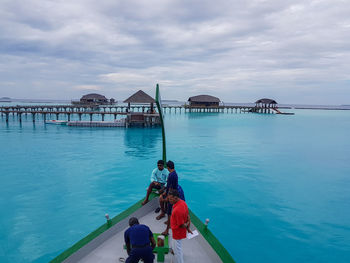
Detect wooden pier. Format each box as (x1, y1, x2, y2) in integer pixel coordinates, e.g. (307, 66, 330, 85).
(0, 104, 280, 124)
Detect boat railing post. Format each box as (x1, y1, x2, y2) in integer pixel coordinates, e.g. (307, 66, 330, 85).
(105, 214, 112, 227)
(204, 218, 210, 229)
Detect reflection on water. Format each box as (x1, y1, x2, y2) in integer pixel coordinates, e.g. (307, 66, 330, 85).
(186, 112, 220, 119)
(124, 127, 161, 158)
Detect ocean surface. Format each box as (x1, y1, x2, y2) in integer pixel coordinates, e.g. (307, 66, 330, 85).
(0, 107, 350, 263)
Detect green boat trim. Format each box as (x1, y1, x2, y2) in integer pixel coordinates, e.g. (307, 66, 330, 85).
(189, 210, 235, 263)
(50, 192, 158, 263)
(50, 192, 235, 262)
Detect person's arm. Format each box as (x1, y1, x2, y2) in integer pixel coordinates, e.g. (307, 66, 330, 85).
(161, 170, 168, 185)
(179, 216, 188, 229)
(185, 214, 193, 234)
(150, 236, 156, 250)
(124, 230, 131, 255)
(150, 169, 157, 183)
(166, 174, 175, 194)
(149, 229, 156, 250)
(126, 242, 131, 255)
(165, 174, 170, 193)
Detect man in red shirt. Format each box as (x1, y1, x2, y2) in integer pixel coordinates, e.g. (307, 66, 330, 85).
(168, 189, 192, 263)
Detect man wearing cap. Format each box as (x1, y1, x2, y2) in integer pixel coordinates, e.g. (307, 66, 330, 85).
(168, 189, 192, 263)
(124, 217, 156, 263)
(142, 160, 169, 206)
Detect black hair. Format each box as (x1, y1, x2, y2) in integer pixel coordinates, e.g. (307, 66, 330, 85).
(129, 217, 139, 227)
(168, 189, 180, 197)
(166, 160, 175, 169)
(157, 160, 164, 165)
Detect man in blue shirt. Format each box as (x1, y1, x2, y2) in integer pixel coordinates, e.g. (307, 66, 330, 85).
(156, 160, 178, 220)
(156, 161, 185, 236)
(124, 217, 156, 263)
(142, 160, 169, 206)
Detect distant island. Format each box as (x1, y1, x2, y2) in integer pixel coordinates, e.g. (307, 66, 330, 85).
(0, 97, 11, 102)
(162, 99, 179, 103)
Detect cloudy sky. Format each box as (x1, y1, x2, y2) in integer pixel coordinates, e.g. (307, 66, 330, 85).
(0, 0, 349, 104)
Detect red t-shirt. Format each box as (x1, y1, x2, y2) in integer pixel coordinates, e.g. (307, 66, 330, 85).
(170, 199, 189, 240)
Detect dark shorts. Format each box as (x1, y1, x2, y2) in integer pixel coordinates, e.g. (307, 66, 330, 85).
(153, 184, 162, 190)
(167, 203, 173, 215)
(151, 182, 164, 190)
(126, 246, 154, 263)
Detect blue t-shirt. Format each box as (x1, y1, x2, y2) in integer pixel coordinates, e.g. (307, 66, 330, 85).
(166, 171, 178, 194)
(177, 185, 185, 201)
(124, 224, 153, 246)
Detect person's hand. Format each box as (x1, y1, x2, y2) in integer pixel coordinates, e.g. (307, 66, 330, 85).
(187, 227, 193, 234)
(185, 222, 193, 234)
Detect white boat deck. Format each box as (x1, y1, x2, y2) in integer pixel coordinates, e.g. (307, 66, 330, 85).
(64, 198, 222, 263)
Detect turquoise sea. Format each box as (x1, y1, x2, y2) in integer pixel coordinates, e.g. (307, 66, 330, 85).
(1, 108, 350, 262)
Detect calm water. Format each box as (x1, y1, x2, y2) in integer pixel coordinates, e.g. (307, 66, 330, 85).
(0, 109, 350, 263)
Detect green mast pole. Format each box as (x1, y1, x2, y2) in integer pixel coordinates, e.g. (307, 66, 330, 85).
(155, 84, 167, 164)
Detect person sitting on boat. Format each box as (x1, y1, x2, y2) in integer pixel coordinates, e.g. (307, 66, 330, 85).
(157, 161, 185, 236)
(156, 160, 178, 220)
(142, 160, 169, 206)
(168, 189, 192, 263)
(124, 217, 156, 263)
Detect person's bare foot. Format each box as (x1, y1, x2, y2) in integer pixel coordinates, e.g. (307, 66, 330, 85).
(141, 200, 148, 206)
(156, 213, 165, 220)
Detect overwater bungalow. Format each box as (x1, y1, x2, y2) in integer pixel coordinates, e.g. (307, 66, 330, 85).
(80, 93, 108, 104)
(72, 93, 115, 105)
(123, 90, 159, 126)
(124, 90, 156, 112)
(255, 98, 278, 108)
(188, 95, 220, 107)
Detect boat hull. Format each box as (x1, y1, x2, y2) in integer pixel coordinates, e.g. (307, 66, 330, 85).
(50, 194, 235, 263)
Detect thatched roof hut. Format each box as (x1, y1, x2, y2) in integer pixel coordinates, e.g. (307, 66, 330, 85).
(123, 90, 155, 104)
(80, 93, 108, 104)
(123, 90, 156, 112)
(188, 95, 220, 107)
(255, 98, 277, 108)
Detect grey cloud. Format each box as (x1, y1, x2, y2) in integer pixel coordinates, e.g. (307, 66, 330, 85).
(0, 0, 349, 104)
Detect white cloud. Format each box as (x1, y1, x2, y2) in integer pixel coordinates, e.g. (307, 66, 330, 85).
(74, 85, 102, 91)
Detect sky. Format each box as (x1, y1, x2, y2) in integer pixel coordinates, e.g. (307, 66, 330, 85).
(0, 0, 349, 104)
